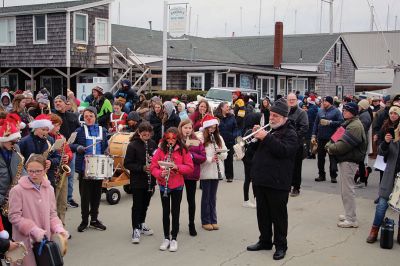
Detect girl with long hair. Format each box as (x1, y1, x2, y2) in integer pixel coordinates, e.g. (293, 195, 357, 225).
(149, 101, 164, 144)
(190, 99, 211, 131)
(198, 114, 227, 231)
(150, 127, 194, 252)
(178, 119, 206, 236)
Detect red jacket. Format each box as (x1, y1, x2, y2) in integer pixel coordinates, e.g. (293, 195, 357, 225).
(150, 145, 194, 189)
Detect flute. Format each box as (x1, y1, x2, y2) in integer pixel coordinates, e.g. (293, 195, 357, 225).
(210, 133, 223, 180)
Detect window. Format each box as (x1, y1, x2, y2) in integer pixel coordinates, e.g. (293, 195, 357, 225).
(0, 17, 16, 46)
(335, 42, 342, 64)
(288, 78, 308, 95)
(256, 76, 275, 100)
(33, 15, 47, 44)
(226, 74, 236, 87)
(95, 19, 108, 45)
(74, 13, 88, 44)
(187, 73, 205, 90)
(0, 73, 18, 90)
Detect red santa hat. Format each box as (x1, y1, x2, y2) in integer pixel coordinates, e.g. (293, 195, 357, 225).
(0, 119, 21, 142)
(307, 95, 316, 105)
(6, 113, 26, 129)
(29, 114, 54, 130)
(200, 114, 219, 131)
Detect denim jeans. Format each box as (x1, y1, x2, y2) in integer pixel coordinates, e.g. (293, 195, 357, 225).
(200, 179, 219, 225)
(123, 102, 133, 113)
(68, 153, 76, 202)
(372, 197, 389, 227)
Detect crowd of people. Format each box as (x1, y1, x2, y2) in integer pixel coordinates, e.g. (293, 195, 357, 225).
(0, 80, 399, 264)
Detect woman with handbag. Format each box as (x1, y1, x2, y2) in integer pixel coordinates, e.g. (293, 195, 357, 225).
(8, 154, 68, 266)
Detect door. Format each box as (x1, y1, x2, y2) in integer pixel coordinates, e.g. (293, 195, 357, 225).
(95, 19, 109, 64)
(41, 76, 63, 96)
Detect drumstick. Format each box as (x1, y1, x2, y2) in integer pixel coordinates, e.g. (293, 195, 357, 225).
(83, 141, 102, 150)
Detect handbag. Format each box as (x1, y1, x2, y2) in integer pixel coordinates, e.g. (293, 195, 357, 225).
(33, 236, 64, 266)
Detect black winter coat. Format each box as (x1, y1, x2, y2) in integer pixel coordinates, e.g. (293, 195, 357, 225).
(54, 110, 80, 139)
(288, 106, 309, 145)
(124, 137, 157, 189)
(251, 121, 298, 191)
(218, 114, 238, 146)
(149, 111, 162, 144)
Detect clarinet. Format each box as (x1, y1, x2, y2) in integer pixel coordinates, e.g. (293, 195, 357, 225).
(210, 133, 223, 180)
(163, 144, 173, 198)
(144, 140, 153, 192)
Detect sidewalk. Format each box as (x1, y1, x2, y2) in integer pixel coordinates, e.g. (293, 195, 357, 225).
(63, 177, 399, 266)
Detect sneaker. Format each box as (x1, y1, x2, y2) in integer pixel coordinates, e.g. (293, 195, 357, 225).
(331, 178, 337, 183)
(77, 222, 88, 232)
(90, 220, 107, 231)
(243, 200, 256, 208)
(290, 188, 300, 197)
(68, 199, 79, 208)
(354, 181, 365, 189)
(338, 215, 346, 222)
(211, 224, 219, 230)
(169, 240, 178, 252)
(202, 224, 213, 231)
(132, 229, 140, 244)
(141, 223, 154, 236)
(159, 239, 170, 251)
(337, 220, 359, 228)
(315, 176, 326, 182)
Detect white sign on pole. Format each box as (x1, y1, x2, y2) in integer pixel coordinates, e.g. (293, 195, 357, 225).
(169, 6, 187, 38)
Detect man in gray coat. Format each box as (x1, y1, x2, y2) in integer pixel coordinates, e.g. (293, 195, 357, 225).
(287, 93, 309, 196)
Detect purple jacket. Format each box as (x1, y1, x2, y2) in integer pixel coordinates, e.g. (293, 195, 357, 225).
(184, 143, 206, 181)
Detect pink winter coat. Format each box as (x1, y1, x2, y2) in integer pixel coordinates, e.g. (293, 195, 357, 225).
(8, 176, 66, 266)
(150, 144, 194, 189)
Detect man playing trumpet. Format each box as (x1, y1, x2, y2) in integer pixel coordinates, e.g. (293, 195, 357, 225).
(246, 99, 298, 261)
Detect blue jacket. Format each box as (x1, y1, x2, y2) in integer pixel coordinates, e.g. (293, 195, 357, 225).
(307, 104, 319, 138)
(312, 106, 343, 140)
(218, 114, 238, 146)
(70, 125, 108, 174)
(18, 133, 60, 187)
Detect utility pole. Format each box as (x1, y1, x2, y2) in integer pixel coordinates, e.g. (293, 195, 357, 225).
(370, 5, 374, 31)
(162, 1, 168, 91)
(118, 1, 121, 24)
(329, 0, 333, 34)
(188, 7, 192, 35)
(339, 0, 344, 32)
(395, 16, 398, 31)
(258, 0, 262, 35)
(294, 9, 297, 34)
(319, 0, 323, 33)
(386, 4, 390, 31)
(240, 6, 243, 35)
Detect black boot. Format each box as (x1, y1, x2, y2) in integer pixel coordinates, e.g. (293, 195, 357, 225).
(189, 223, 197, 236)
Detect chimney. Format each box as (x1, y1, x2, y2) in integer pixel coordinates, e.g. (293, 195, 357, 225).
(274, 22, 283, 69)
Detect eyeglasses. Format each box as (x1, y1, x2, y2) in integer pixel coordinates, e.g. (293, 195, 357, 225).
(27, 169, 45, 175)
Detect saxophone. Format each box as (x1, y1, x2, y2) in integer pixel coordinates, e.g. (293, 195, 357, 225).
(55, 136, 71, 197)
(1, 147, 25, 216)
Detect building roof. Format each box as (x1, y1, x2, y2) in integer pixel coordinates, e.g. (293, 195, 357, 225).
(342, 31, 400, 68)
(112, 25, 248, 65)
(0, 0, 111, 16)
(216, 33, 341, 65)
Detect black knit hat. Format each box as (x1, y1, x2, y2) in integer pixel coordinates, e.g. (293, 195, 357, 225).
(343, 102, 359, 116)
(324, 96, 334, 105)
(270, 98, 289, 117)
(127, 111, 140, 122)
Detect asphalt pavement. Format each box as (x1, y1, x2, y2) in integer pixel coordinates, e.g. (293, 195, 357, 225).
(63, 158, 399, 266)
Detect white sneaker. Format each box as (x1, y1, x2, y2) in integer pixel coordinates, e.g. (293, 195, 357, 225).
(337, 220, 359, 228)
(242, 200, 256, 208)
(169, 240, 178, 252)
(159, 239, 170, 251)
(132, 229, 140, 244)
(141, 223, 154, 236)
(338, 215, 346, 222)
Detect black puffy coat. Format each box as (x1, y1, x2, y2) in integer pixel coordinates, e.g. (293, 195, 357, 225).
(251, 121, 298, 191)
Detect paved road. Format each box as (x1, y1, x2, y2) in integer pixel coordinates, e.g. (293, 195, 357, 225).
(62, 158, 399, 266)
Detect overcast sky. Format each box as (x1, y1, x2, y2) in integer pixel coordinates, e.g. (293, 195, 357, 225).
(5, 0, 400, 37)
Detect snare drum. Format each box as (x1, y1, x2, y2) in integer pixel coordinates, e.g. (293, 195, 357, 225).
(388, 173, 400, 212)
(84, 155, 114, 180)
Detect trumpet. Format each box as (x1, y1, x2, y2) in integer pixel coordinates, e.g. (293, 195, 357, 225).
(235, 124, 272, 146)
(233, 124, 272, 161)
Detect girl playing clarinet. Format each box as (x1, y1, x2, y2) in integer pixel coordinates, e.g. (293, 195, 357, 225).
(124, 122, 157, 244)
(198, 114, 227, 231)
(150, 128, 193, 252)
